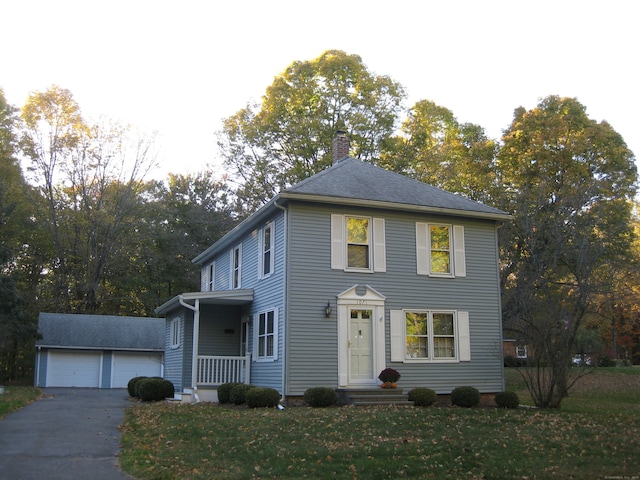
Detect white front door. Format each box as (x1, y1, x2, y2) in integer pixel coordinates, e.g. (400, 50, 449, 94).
(349, 309, 373, 382)
(337, 285, 386, 387)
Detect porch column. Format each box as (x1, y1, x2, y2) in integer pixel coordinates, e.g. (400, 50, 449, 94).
(191, 299, 200, 389)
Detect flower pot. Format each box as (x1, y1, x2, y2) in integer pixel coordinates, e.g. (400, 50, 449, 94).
(381, 382, 397, 389)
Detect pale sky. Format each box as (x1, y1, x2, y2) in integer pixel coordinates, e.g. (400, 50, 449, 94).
(3, 0, 638, 180)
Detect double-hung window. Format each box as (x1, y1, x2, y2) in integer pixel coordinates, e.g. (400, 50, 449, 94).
(254, 308, 278, 361)
(170, 318, 181, 349)
(391, 309, 471, 362)
(347, 216, 370, 269)
(260, 222, 274, 278)
(404, 311, 455, 360)
(516, 345, 528, 359)
(231, 245, 242, 289)
(331, 214, 386, 272)
(416, 223, 466, 277)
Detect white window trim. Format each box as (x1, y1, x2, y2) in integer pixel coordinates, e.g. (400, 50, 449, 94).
(516, 345, 528, 359)
(170, 318, 181, 349)
(390, 309, 471, 363)
(416, 223, 466, 277)
(253, 308, 279, 362)
(230, 244, 242, 289)
(259, 222, 275, 279)
(331, 214, 386, 273)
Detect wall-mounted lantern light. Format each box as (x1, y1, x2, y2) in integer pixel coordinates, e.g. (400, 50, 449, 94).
(324, 301, 332, 317)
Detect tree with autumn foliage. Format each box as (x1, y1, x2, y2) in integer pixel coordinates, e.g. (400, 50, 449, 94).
(218, 50, 406, 213)
(497, 96, 637, 408)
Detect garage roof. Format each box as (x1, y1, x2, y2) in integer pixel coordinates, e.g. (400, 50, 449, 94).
(36, 313, 165, 351)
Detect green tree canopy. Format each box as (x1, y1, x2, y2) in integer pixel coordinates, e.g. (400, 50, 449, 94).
(218, 50, 406, 212)
(380, 99, 499, 205)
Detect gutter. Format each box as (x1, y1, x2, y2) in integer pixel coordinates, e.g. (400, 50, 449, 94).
(278, 192, 513, 222)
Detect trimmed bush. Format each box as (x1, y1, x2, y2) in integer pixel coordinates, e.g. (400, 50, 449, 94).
(218, 382, 243, 404)
(246, 387, 281, 408)
(451, 386, 480, 408)
(137, 377, 175, 402)
(127, 376, 147, 398)
(495, 391, 520, 409)
(304, 387, 337, 408)
(408, 387, 437, 407)
(229, 383, 254, 405)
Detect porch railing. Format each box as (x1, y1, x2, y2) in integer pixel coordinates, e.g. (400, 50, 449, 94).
(196, 354, 251, 386)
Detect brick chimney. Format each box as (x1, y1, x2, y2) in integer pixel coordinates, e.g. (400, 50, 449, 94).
(332, 130, 350, 164)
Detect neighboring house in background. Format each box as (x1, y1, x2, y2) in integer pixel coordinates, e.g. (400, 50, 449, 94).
(503, 339, 529, 361)
(35, 313, 165, 388)
(155, 133, 512, 403)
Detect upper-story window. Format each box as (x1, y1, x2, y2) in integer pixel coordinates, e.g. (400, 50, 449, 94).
(331, 214, 386, 273)
(231, 244, 242, 289)
(207, 262, 215, 291)
(416, 223, 466, 277)
(429, 225, 452, 274)
(347, 216, 370, 269)
(260, 222, 274, 279)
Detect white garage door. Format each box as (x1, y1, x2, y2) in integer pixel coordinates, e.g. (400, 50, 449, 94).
(47, 350, 101, 387)
(112, 352, 163, 388)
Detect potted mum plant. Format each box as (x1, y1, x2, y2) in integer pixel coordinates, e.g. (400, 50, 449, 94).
(378, 368, 401, 388)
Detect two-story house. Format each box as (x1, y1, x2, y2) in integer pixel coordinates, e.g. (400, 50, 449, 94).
(155, 133, 511, 403)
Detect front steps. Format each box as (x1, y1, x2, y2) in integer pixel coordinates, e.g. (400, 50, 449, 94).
(336, 387, 413, 406)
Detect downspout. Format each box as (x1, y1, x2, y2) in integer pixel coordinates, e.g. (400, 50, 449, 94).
(179, 295, 201, 403)
(274, 199, 288, 401)
(495, 221, 506, 392)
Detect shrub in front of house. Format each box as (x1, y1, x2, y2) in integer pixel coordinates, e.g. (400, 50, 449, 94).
(229, 383, 254, 405)
(451, 386, 480, 408)
(303, 387, 337, 407)
(246, 387, 281, 408)
(218, 382, 243, 404)
(494, 391, 520, 409)
(137, 377, 175, 402)
(127, 376, 147, 398)
(408, 387, 437, 407)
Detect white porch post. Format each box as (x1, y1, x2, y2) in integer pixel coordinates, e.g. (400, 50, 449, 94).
(191, 299, 200, 389)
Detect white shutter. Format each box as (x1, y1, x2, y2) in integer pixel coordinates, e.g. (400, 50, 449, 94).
(453, 225, 466, 277)
(272, 307, 279, 361)
(415, 223, 429, 275)
(390, 310, 405, 362)
(331, 214, 344, 270)
(458, 311, 471, 361)
(373, 218, 386, 272)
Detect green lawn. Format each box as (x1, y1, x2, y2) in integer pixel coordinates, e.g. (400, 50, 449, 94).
(119, 368, 640, 480)
(0, 386, 42, 418)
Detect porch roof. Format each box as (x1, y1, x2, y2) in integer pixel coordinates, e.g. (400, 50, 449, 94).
(154, 290, 254, 316)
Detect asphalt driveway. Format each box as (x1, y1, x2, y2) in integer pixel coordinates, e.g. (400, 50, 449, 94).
(0, 388, 134, 480)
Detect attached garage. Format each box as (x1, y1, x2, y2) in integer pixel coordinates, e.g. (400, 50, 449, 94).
(35, 313, 165, 389)
(111, 352, 163, 388)
(46, 350, 102, 387)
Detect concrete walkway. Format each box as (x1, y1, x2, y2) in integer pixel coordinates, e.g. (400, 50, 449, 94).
(0, 388, 134, 480)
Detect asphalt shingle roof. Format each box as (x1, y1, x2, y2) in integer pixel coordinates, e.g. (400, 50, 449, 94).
(284, 157, 508, 217)
(36, 313, 165, 351)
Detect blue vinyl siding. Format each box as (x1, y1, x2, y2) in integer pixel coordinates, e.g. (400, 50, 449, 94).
(285, 202, 504, 395)
(164, 311, 189, 392)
